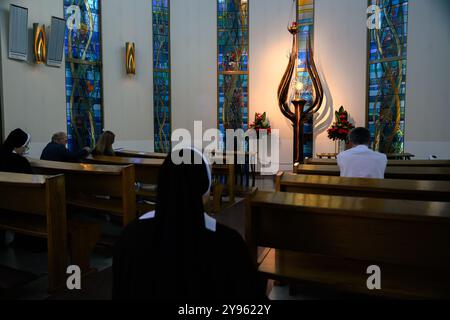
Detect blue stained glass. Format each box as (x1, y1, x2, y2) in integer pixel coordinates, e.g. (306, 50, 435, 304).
(297, 0, 315, 158)
(367, 0, 408, 153)
(218, 0, 249, 149)
(153, 0, 171, 153)
(64, 0, 103, 151)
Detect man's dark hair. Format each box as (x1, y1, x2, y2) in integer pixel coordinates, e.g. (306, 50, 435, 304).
(349, 127, 371, 146)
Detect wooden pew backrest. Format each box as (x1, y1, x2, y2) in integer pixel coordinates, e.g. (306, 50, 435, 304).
(29, 159, 136, 225)
(247, 191, 450, 298)
(0, 172, 68, 291)
(305, 159, 450, 167)
(115, 149, 167, 159)
(294, 164, 450, 181)
(248, 191, 450, 270)
(86, 155, 163, 185)
(275, 172, 450, 202)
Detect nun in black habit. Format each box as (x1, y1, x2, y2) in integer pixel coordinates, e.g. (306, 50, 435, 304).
(0, 128, 32, 174)
(112, 148, 266, 300)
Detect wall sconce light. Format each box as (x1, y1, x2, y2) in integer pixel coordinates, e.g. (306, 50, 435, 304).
(33, 23, 46, 64)
(126, 42, 136, 75)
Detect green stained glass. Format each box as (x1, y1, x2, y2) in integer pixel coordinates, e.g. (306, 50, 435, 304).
(367, 0, 408, 153)
(218, 0, 249, 149)
(64, 0, 103, 152)
(153, 0, 171, 153)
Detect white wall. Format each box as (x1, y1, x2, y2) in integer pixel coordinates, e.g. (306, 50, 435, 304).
(249, 0, 293, 170)
(0, 0, 156, 156)
(0, 0, 66, 158)
(171, 0, 217, 141)
(1, 0, 448, 161)
(249, 0, 368, 168)
(405, 0, 450, 159)
(102, 0, 154, 152)
(313, 0, 368, 156)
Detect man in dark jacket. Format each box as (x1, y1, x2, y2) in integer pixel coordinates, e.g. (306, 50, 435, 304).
(41, 132, 91, 162)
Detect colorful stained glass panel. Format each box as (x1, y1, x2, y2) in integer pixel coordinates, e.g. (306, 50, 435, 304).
(218, 0, 249, 148)
(297, 0, 315, 158)
(367, 0, 408, 153)
(64, 0, 103, 151)
(153, 0, 171, 153)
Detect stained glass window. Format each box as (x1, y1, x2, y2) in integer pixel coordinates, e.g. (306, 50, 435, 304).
(218, 0, 249, 148)
(297, 0, 315, 158)
(64, 0, 103, 151)
(367, 0, 408, 153)
(153, 0, 171, 153)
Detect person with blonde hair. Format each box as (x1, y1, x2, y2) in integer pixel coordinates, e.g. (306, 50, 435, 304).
(92, 131, 116, 156)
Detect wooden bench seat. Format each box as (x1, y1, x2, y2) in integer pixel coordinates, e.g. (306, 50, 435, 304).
(0, 212, 48, 238)
(276, 172, 450, 201)
(305, 159, 450, 167)
(259, 249, 450, 299)
(317, 153, 415, 160)
(0, 172, 68, 292)
(247, 191, 450, 299)
(294, 164, 450, 181)
(115, 149, 167, 159)
(95, 151, 238, 212)
(29, 159, 136, 225)
(85, 155, 163, 201)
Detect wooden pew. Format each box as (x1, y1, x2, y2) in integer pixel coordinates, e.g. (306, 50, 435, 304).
(28, 159, 136, 226)
(316, 153, 415, 160)
(115, 149, 167, 160)
(209, 162, 236, 212)
(87, 154, 232, 212)
(305, 158, 450, 167)
(85, 155, 163, 202)
(275, 172, 450, 202)
(0, 172, 68, 292)
(246, 191, 450, 299)
(110, 149, 238, 212)
(209, 150, 257, 190)
(294, 164, 450, 181)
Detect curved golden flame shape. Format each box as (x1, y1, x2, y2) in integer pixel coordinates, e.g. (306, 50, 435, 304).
(34, 24, 47, 64)
(126, 42, 136, 75)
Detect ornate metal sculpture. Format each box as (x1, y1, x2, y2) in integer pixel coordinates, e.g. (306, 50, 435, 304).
(277, 23, 324, 164)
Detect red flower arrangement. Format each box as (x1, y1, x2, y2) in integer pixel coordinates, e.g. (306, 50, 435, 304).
(250, 112, 271, 135)
(327, 106, 354, 141)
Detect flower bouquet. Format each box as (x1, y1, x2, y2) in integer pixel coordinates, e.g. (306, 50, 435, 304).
(327, 106, 354, 142)
(250, 112, 271, 135)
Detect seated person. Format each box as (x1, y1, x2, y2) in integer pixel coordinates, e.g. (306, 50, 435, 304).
(337, 127, 387, 179)
(113, 148, 266, 300)
(92, 131, 116, 156)
(41, 132, 90, 162)
(0, 128, 32, 174)
(0, 128, 39, 249)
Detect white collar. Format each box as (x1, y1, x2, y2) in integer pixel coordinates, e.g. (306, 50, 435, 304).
(346, 145, 370, 153)
(139, 211, 217, 232)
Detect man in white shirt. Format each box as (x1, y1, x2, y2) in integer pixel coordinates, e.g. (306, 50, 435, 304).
(337, 127, 387, 179)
